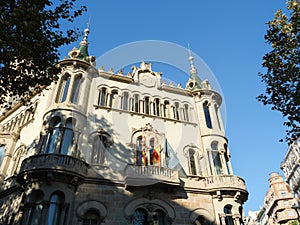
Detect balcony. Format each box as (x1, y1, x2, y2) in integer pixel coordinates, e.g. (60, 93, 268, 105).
(125, 165, 180, 186)
(202, 175, 247, 190)
(18, 154, 89, 183)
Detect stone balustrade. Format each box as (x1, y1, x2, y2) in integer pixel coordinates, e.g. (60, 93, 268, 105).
(19, 154, 89, 177)
(125, 165, 179, 183)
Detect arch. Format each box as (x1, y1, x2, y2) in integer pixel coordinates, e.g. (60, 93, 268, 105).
(76, 200, 108, 220)
(190, 208, 215, 225)
(124, 197, 175, 221)
(57, 73, 71, 103)
(203, 101, 212, 129)
(224, 205, 234, 225)
(47, 191, 65, 225)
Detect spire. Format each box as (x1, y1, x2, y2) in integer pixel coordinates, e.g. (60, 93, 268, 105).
(67, 18, 95, 65)
(187, 44, 202, 89)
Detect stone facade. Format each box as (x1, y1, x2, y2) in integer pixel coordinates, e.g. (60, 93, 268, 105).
(264, 172, 298, 225)
(281, 138, 300, 203)
(0, 31, 248, 225)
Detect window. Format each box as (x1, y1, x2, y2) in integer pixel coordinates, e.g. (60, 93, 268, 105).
(153, 98, 160, 116)
(43, 117, 76, 156)
(98, 87, 107, 106)
(133, 208, 148, 225)
(133, 94, 139, 112)
(224, 205, 234, 225)
(203, 101, 212, 129)
(122, 92, 129, 110)
(144, 97, 150, 115)
(0, 145, 5, 166)
(174, 102, 180, 120)
(136, 136, 145, 166)
(47, 192, 64, 225)
(163, 101, 170, 118)
(183, 104, 189, 122)
(281, 191, 287, 197)
(71, 75, 82, 104)
(91, 133, 111, 164)
(211, 142, 222, 175)
(108, 90, 118, 108)
(224, 143, 231, 175)
(27, 191, 44, 225)
(82, 210, 101, 225)
(45, 118, 62, 154)
(188, 149, 197, 175)
(58, 74, 71, 103)
(60, 118, 75, 155)
(132, 208, 167, 225)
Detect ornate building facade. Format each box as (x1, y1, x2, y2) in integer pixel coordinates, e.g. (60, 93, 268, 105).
(281, 138, 300, 204)
(263, 172, 298, 225)
(0, 30, 248, 225)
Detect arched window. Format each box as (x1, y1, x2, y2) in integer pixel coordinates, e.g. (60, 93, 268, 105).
(71, 75, 82, 104)
(163, 101, 170, 118)
(224, 205, 234, 225)
(58, 74, 71, 103)
(189, 149, 197, 175)
(82, 210, 101, 225)
(136, 136, 146, 166)
(122, 92, 129, 110)
(224, 143, 231, 175)
(211, 142, 222, 175)
(109, 90, 118, 108)
(60, 118, 75, 155)
(153, 98, 160, 116)
(27, 191, 44, 225)
(98, 87, 107, 106)
(239, 206, 244, 225)
(47, 192, 65, 225)
(133, 208, 148, 225)
(91, 133, 111, 164)
(144, 97, 150, 115)
(0, 145, 5, 166)
(133, 94, 139, 113)
(183, 104, 190, 122)
(203, 101, 212, 129)
(45, 118, 62, 154)
(174, 102, 180, 120)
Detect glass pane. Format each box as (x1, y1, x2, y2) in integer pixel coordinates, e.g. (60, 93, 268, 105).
(46, 121, 61, 154)
(47, 194, 62, 225)
(71, 76, 81, 103)
(0, 146, 5, 165)
(133, 208, 147, 225)
(60, 76, 71, 102)
(60, 121, 74, 155)
(203, 102, 212, 129)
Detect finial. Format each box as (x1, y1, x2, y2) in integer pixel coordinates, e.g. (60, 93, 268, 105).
(188, 43, 197, 73)
(81, 17, 91, 45)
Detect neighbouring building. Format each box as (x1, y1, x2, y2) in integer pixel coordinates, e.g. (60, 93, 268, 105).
(264, 172, 298, 225)
(0, 29, 248, 225)
(281, 138, 300, 204)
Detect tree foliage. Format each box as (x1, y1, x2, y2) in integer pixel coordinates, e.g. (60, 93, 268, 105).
(258, 0, 300, 143)
(0, 0, 86, 107)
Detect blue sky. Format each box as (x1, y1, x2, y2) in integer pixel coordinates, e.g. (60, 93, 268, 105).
(60, 0, 290, 215)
